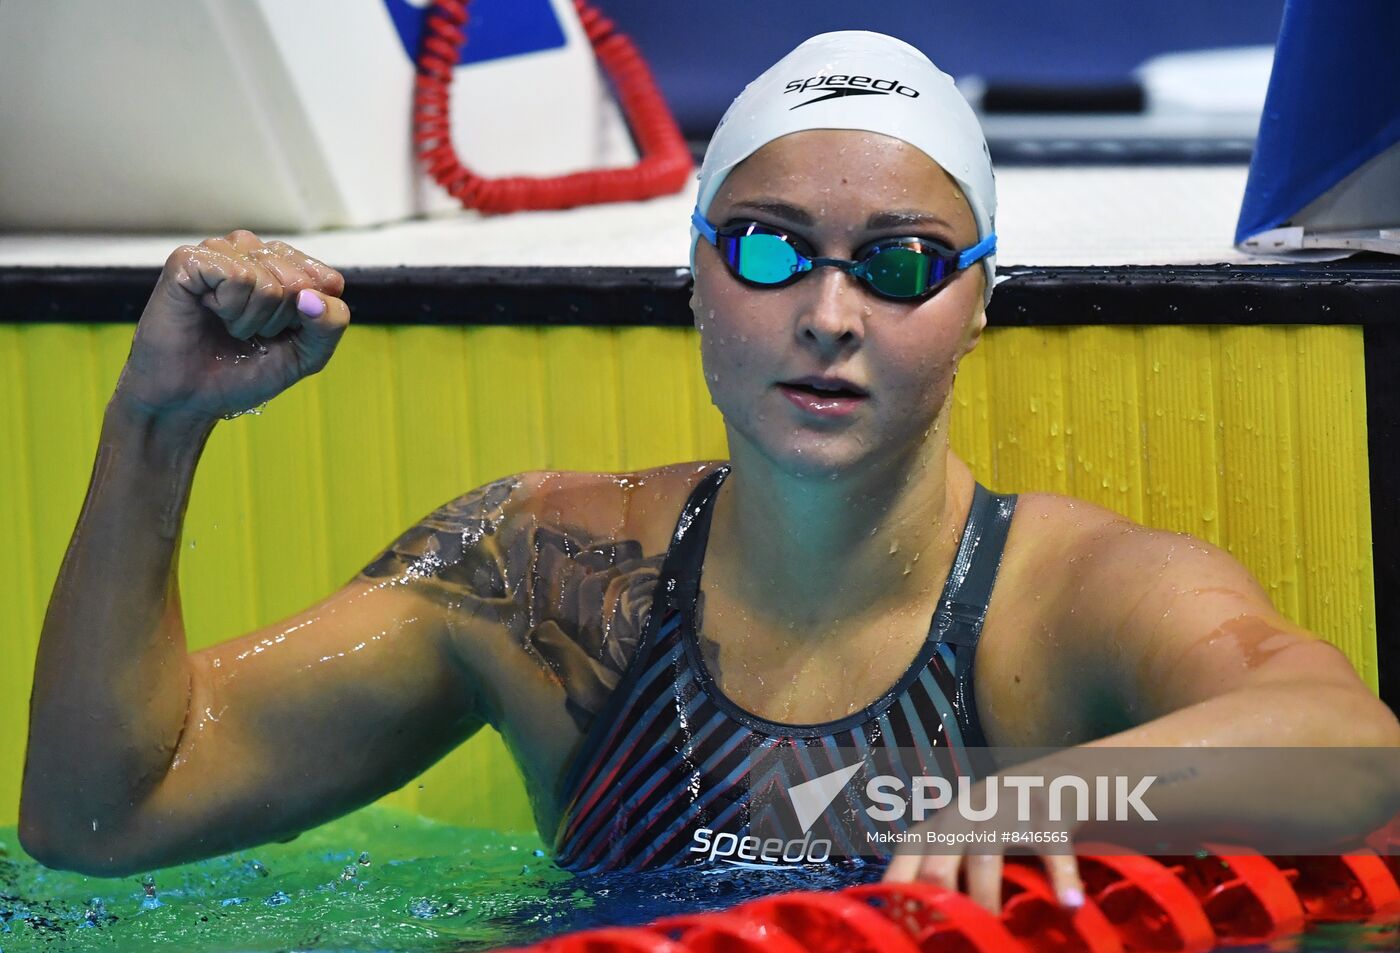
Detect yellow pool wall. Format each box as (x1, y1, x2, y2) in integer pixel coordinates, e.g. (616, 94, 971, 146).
(0, 322, 1375, 833)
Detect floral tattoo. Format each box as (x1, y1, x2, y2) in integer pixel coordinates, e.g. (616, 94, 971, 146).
(359, 476, 662, 730)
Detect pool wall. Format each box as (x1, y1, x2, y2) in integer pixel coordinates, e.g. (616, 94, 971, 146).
(0, 307, 1376, 830)
(2, 317, 1377, 822)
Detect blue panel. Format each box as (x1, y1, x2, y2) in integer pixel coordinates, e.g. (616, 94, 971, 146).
(1236, 0, 1400, 242)
(384, 0, 567, 66)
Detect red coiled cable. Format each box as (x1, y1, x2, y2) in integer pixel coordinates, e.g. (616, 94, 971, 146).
(412, 0, 693, 213)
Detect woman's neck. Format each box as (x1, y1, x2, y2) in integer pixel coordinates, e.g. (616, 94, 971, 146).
(706, 424, 969, 635)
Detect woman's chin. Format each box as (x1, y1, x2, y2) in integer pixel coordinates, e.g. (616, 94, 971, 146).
(745, 432, 880, 481)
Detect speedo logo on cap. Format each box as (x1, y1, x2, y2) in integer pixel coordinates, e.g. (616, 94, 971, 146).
(783, 75, 920, 109)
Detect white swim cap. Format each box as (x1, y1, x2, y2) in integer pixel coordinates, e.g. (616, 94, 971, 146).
(691, 31, 997, 305)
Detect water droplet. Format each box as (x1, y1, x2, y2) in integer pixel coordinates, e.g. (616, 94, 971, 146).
(82, 897, 111, 927)
(221, 401, 269, 421)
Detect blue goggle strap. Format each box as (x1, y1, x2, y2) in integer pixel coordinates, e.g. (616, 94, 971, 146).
(691, 209, 718, 245)
(956, 233, 997, 270)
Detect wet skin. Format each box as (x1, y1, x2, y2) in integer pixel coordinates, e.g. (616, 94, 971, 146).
(21, 135, 1399, 907)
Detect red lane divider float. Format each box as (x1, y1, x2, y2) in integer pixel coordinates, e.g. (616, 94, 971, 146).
(1159, 852, 1305, 946)
(1380, 821, 1400, 884)
(1272, 852, 1400, 923)
(1000, 862, 1123, 953)
(845, 881, 1021, 952)
(497, 850, 1400, 952)
(732, 891, 922, 953)
(648, 912, 807, 953)
(1078, 854, 1217, 953)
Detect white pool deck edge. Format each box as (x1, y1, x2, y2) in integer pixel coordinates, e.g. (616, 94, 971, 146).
(0, 167, 1266, 270)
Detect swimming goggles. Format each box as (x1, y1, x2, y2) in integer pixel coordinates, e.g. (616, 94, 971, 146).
(692, 209, 996, 301)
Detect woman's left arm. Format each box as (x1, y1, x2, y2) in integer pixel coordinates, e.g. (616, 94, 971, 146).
(888, 508, 1400, 905)
(1065, 518, 1397, 746)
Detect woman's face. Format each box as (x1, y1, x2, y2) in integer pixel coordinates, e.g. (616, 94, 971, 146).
(693, 129, 987, 479)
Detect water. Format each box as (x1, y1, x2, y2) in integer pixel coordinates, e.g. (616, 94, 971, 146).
(0, 808, 1394, 952)
(0, 806, 873, 953)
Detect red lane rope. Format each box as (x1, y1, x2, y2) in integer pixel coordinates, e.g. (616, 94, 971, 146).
(412, 0, 693, 213)
(501, 851, 1400, 952)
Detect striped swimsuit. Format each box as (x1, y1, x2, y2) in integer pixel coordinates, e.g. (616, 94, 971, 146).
(554, 466, 1017, 873)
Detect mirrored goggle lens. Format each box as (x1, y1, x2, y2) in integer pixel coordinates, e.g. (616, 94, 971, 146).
(726, 233, 803, 284)
(862, 246, 946, 298)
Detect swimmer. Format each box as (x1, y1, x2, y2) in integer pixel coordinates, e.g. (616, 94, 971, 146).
(20, 31, 1399, 914)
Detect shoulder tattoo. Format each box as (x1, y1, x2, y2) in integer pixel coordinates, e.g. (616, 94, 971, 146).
(358, 475, 663, 730)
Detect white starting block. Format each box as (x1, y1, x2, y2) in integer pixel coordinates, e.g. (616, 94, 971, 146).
(0, 0, 636, 232)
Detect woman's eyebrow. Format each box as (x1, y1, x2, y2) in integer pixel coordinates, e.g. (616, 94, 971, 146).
(866, 209, 954, 231)
(728, 200, 815, 226)
(726, 201, 954, 234)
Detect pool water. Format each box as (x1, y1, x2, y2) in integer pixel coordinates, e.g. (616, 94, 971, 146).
(0, 805, 873, 952)
(0, 807, 1395, 952)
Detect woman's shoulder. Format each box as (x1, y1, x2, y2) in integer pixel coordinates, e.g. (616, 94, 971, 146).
(1002, 490, 1134, 556)
(367, 462, 724, 606)
(511, 460, 727, 554)
(1005, 490, 1222, 568)
(995, 488, 1254, 630)
(468, 462, 725, 733)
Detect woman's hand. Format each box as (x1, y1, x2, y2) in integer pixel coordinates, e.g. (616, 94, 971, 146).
(116, 229, 349, 422)
(881, 776, 1085, 915)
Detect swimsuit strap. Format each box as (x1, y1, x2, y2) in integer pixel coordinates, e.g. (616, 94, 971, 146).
(602, 466, 730, 665)
(665, 465, 731, 614)
(933, 482, 1018, 750)
(932, 482, 1018, 648)
(552, 467, 731, 810)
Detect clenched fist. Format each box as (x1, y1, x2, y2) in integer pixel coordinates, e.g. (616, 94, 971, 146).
(116, 230, 350, 422)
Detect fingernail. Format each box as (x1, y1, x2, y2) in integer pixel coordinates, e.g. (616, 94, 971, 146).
(297, 289, 325, 317)
(1060, 887, 1085, 909)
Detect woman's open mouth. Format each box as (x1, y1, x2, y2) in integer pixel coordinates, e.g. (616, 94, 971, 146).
(777, 377, 869, 418)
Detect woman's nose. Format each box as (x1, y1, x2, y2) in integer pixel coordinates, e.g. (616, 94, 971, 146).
(795, 266, 866, 353)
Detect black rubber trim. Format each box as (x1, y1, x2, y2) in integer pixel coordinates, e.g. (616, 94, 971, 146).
(1364, 323, 1400, 712)
(981, 82, 1145, 115)
(989, 262, 1400, 326)
(987, 138, 1255, 166)
(0, 265, 695, 327)
(6, 262, 1400, 327)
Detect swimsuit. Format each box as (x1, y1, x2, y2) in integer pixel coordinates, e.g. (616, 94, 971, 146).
(554, 466, 1016, 873)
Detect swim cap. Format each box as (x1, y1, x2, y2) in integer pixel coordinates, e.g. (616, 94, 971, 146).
(691, 31, 997, 305)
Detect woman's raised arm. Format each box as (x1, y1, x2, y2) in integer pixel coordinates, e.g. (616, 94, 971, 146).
(17, 234, 520, 875)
